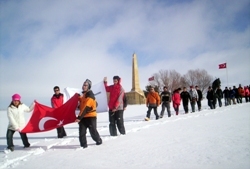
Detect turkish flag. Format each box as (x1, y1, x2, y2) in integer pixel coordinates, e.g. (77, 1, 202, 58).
(21, 93, 79, 133)
(148, 76, 154, 81)
(219, 63, 227, 69)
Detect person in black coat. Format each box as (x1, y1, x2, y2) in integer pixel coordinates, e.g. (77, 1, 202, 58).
(180, 87, 191, 113)
(216, 86, 223, 107)
(223, 87, 230, 106)
(206, 86, 215, 109)
(195, 86, 203, 111)
(233, 86, 239, 103)
(160, 86, 171, 117)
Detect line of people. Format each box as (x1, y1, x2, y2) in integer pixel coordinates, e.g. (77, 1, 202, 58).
(145, 85, 203, 120)
(206, 84, 249, 109)
(146, 83, 250, 120)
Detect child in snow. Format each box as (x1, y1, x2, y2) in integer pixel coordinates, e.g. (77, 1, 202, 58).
(6, 94, 35, 151)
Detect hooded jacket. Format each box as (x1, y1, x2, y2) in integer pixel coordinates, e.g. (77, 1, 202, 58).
(104, 79, 125, 110)
(172, 90, 181, 108)
(77, 90, 97, 120)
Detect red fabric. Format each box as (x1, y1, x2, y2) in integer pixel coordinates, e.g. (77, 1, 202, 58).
(219, 63, 227, 69)
(21, 94, 78, 133)
(244, 87, 249, 96)
(148, 76, 154, 81)
(51, 94, 64, 108)
(172, 92, 181, 108)
(104, 81, 122, 109)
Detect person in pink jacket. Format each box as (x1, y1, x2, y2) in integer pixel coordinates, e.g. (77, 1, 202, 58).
(244, 86, 249, 102)
(172, 88, 181, 115)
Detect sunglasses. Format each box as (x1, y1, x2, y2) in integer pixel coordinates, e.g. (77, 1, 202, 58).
(54, 89, 59, 92)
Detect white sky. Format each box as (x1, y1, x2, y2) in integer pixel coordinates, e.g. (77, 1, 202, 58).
(0, 101, 250, 168)
(0, 0, 250, 108)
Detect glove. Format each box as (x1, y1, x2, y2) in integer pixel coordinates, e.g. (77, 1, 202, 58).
(103, 77, 107, 82)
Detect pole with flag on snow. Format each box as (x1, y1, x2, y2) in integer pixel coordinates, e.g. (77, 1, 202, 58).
(218, 62, 228, 87)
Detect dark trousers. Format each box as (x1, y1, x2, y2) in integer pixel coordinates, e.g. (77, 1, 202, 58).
(173, 106, 179, 115)
(197, 100, 201, 111)
(217, 98, 222, 107)
(238, 96, 242, 103)
(183, 102, 189, 113)
(245, 96, 249, 103)
(6, 129, 30, 148)
(78, 117, 101, 147)
(208, 100, 215, 109)
(224, 97, 229, 106)
(190, 101, 196, 112)
(160, 102, 171, 117)
(236, 97, 240, 103)
(109, 110, 126, 136)
(146, 106, 159, 119)
(57, 126, 67, 138)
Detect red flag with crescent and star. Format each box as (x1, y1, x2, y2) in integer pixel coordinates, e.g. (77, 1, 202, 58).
(21, 93, 79, 133)
(219, 63, 227, 69)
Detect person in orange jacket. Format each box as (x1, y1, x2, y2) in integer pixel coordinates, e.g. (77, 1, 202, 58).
(238, 84, 244, 103)
(75, 79, 102, 148)
(145, 87, 160, 121)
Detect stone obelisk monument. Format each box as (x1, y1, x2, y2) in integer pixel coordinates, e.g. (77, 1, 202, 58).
(126, 53, 145, 104)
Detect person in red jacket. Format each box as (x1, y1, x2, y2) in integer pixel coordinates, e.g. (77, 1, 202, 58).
(104, 76, 126, 136)
(51, 86, 67, 138)
(244, 86, 249, 103)
(172, 88, 181, 115)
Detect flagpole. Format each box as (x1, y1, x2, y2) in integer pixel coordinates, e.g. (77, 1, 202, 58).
(226, 61, 228, 87)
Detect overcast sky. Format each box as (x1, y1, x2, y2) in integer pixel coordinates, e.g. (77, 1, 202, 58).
(0, 0, 249, 108)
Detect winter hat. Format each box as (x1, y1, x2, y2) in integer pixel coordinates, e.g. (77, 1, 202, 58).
(84, 79, 92, 89)
(12, 94, 21, 101)
(113, 75, 120, 80)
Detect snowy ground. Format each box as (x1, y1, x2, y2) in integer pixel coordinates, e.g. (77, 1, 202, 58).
(0, 101, 250, 169)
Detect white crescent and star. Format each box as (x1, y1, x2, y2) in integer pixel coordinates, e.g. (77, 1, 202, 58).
(38, 117, 64, 131)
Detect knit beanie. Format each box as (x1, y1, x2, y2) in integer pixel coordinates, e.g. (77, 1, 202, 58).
(12, 94, 21, 101)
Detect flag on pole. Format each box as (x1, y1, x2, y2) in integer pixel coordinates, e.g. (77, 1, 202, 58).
(21, 94, 79, 133)
(219, 63, 227, 69)
(148, 76, 154, 81)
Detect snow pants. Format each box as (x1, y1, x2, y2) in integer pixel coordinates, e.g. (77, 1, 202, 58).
(78, 117, 102, 148)
(109, 110, 126, 136)
(56, 126, 67, 138)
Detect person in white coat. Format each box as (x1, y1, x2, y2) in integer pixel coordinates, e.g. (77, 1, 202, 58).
(6, 94, 34, 151)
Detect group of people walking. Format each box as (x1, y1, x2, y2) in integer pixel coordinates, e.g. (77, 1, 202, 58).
(145, 83, 250, 121)
(206, 84, 250, 109)
(6, 75, 127, 151)
(145, 85, 203, 120)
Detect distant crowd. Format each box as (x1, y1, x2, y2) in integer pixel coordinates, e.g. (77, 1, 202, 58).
(145, 84, 249, 121)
